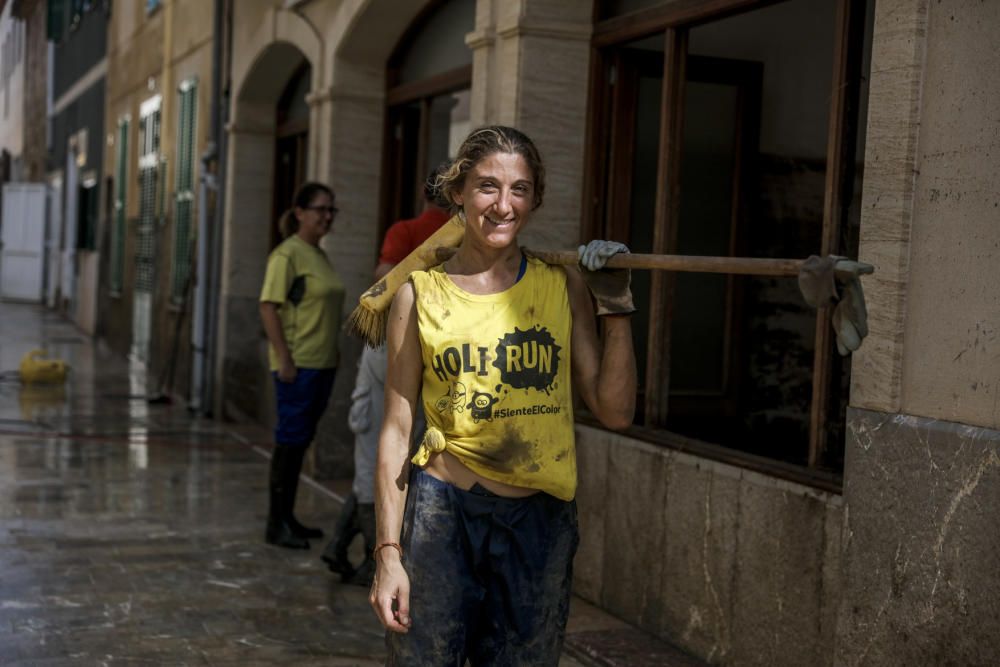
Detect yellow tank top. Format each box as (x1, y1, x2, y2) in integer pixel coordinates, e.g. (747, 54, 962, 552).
(409, 257, 577, 501)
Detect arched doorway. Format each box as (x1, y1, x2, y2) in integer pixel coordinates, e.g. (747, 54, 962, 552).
(380, 0, 474, 232)
(219, 40, 314, 421)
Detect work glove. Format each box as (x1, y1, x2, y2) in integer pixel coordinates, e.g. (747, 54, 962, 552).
(797, 255, 871, 356)
(831, 259, 869, 356)
(577, 240, 635, 316)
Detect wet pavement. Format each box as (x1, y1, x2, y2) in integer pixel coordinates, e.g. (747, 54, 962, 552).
(0, 301, 698, 666)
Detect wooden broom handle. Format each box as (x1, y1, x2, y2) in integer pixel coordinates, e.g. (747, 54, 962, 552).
(523, 249, 805, 277)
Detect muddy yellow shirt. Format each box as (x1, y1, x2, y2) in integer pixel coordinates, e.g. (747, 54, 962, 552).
(260, 235, 345, 371)
(410, 257, 577, 501)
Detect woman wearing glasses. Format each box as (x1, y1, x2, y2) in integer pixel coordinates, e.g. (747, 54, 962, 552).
(259, 182, 345, 549)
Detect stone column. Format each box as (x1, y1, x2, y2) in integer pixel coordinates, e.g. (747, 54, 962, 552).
(306, 87, 333, 183)
(465, 0, 592, 249)
(215, 121, 276, 423)
(314, 62, 387, 476)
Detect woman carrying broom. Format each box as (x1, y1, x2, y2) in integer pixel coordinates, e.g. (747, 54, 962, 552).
(369, 125, 636, 665)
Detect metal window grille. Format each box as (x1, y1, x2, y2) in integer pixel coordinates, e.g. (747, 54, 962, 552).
(136, 104, 161, 295)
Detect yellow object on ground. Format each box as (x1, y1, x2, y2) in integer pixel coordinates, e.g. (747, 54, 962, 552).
(19, 349, 69, 384)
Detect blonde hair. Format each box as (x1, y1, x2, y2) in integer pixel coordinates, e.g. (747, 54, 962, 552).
(435, 126, 546, 212)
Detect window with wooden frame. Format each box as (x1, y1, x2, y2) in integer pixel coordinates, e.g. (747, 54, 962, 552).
(380, 0, 473, 235)
(584, 0, 873, 488)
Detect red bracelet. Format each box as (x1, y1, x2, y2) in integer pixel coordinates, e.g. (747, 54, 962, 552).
(374, 542, 403, 559)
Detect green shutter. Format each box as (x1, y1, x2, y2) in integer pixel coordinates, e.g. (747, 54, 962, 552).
(110, 119, 129, 293)
(171, 82, 197, 303)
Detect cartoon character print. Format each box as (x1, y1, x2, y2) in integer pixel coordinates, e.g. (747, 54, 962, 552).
(435, 381, 467, 415)
(467, 391, 500, 423)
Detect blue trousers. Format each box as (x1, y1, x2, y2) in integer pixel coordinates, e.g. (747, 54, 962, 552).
(387, 470, 579, 666)
(273, 368, 336, 446)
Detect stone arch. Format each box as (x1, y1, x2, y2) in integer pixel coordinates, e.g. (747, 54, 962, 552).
(320, 0, 450, 305)
(217, 37, 315, 423)
(332, 0, 430, 68)
(234, 41, 311, 131)
(231, 5, 323, 121)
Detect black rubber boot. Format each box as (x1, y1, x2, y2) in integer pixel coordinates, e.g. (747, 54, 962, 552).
(346, 502, 376, 587)
(284, 446, 324, 540)
(321, 492, 359, 580)
(265, 446, 310, 549)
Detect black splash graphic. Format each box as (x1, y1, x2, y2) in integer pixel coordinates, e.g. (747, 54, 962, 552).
(492, 326, 561, 393)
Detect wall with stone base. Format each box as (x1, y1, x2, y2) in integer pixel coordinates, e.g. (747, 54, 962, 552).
(837, 410, 1000, 665)
(574, 425, 843, 667)
(836, 1, 1000, 664)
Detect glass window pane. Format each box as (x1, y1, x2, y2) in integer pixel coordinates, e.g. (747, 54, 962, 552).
(599, 0, 670, 21)
(426, 88, 470, 173)
(397, 0, 474, 84)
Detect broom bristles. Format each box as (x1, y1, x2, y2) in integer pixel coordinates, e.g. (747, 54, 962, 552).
(347, 299, 387, 348)
(346, 214, 467, 348)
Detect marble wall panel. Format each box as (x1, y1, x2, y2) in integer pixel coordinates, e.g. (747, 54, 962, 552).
(574, 427, 842, 667)
(573, 426, 610, 602)
(837, 408, 1000, 666)
(599, 437, 670, 626)
(729, 480, 833, 667)
(658, 462, 739, 664)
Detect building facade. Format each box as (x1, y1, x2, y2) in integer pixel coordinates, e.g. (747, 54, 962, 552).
(0, 0, 27, 182)
(84, 0, 998, 664)
(0, 0, 48, 182)
(98, 0, 214, 401)
(47, 0, 107, 329)
(0, 0, 46, 182)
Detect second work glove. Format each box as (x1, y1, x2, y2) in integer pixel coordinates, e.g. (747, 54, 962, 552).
(831, 260, 869, 356)
(797, 255, 871, 356)
(578, 240, 635, 316)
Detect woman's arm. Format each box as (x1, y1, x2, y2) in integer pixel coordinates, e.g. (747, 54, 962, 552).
(369, 281, 424, 633)
(565, 266, 637, 430)
(259, 301, 296, 383)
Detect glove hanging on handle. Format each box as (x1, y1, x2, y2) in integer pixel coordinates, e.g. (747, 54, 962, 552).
(798, 255, 872, 356)
(831, 259, 870, 356)
(577, 240, 635, 316)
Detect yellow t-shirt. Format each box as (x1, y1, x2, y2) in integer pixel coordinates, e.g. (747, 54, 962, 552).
(410, 257, 577, 501)
(259, 235, 345, 370)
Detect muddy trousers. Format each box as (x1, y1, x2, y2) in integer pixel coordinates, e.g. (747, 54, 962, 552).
(386, 470, 579, 667)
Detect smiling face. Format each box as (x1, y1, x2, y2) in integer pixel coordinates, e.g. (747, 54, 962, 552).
(453, 152, 536, 251)
(294, 191, 336, 245)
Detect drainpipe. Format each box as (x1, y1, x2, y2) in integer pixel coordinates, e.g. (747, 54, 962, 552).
(199, 0, 231, 417)
(190, 0, 226, 413)
(189, 157, 214, 412)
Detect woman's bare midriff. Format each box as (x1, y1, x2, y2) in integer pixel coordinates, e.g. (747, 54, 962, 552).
(420, 450, 539, 498)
